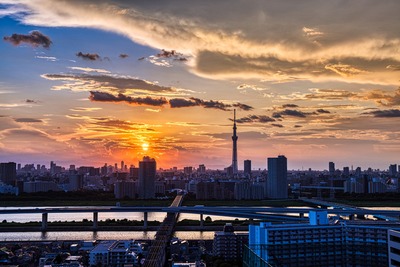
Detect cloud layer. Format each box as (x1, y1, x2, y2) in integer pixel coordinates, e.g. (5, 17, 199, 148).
(89, 91, 253, 111)
(2, 0, 399, 83)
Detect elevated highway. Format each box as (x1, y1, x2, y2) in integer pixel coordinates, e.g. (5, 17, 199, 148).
(143, 194, 183, 267)
(1, 202, 399, 231)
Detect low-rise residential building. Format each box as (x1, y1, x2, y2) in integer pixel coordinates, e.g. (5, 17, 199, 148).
(89, 240, 143, 267)
(213, 223, 247, 261)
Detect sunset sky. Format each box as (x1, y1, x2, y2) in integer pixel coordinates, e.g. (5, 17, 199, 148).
(1, 0, 399, 171)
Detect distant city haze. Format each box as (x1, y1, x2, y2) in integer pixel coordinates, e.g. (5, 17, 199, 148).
(0, 1, 399, 170)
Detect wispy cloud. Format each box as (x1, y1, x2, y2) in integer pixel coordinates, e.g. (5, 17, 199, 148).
(234, 114, 275, 124)
(272, 109, 308, 118)
(325, 63, 367, 77)
(41, 73, 175, 94)
(68, 67, 110, 73)
(70, 107, 102, 112)
(35, 55, 58, 61)
(14, 118, 43, 123)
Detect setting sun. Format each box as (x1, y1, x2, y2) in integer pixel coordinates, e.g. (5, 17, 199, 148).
(142, 143, 149, 151)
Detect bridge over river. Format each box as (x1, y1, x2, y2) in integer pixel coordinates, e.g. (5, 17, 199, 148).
(143, 194, 183, 267)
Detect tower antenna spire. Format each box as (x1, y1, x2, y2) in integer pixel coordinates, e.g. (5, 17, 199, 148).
(231, 109, 238, 175)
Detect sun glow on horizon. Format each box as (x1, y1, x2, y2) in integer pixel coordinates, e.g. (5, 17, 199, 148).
(142, 143, 149, 151)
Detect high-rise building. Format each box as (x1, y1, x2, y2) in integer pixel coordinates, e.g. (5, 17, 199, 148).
(244, 160, 251, 177)
(198, 164, 206, 173)
(231, 109, 238, 175)
(0, 162, 16, 185)
(388, 230, 400, 267)
(50, 161, 56, 175)
(329, 161, 335, 175)
(266, 155, 287, 199)
(389, 164, 398, 176)
(246, 211, 391, 267)
(183, 166, 193, 175)
(121, 160, 124, 171)
(138, 156, 156, 199)
(114, 180, 137, 199)
(343, 166, 350, 177)
(69, 174, 83, 191)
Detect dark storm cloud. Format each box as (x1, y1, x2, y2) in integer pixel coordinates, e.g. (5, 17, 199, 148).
(14, 118, 43, 123)
(282, 104, 299, 108)
(156, 49, 187, 61)
(76, 52, 101, 61)
(169, 98, 252, 111)
(169, 98, 198, 108)
(272, 109, 307, 118)
(169, 97, 231, 111)
(234, 115, 275, 124)
(232, 103, 254, 111)
(271, 123, 284, 128)
(363, 109, 400, 118)
(316, 109, 331, 114)
(3, 31, 52, 48)
(191, 97, 240, 111)
(89, 91, 168, 106)
(90, 93, 252, 111)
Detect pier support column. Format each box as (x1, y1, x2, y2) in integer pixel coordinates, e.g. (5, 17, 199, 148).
(349, 214, 355, 220)
(200, 214, 204, 228)
(144, 212, 148, 229)
(41, 213, 48, 231)
(300, 213, 304, 218)
(93, 212, 98, 230)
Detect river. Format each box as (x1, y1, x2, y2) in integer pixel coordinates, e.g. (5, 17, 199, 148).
(0, 230, 231, 241)
(0, 206, 272, 241)
(0, 205, 321, 241)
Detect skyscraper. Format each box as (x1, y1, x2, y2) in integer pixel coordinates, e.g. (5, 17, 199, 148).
(329, 161, 335, 175)
(0, 162, 17, 185)
(138, 156, 156, 199)
(266, 155, 287, 199)
(231, 109, 238, 175)
(389, 164, 398, 176)
(244, 160, 251, 177)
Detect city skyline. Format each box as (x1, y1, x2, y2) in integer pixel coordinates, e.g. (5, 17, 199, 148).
(1, 1, 400, 170)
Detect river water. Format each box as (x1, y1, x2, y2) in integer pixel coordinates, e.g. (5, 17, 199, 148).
(7, 205, 394, 241)
(0, 231, 227, 241)
(0, 206, 276, 241)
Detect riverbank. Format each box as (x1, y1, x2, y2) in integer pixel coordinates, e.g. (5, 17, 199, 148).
(0, 198, 309, 207)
